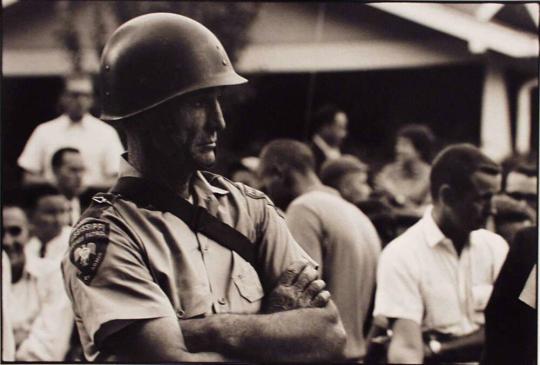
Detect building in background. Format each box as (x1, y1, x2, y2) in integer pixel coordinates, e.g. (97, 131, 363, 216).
(3, 2, 538, 189)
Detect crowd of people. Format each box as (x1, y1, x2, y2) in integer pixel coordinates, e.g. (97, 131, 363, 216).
(2, 12, 537, 364)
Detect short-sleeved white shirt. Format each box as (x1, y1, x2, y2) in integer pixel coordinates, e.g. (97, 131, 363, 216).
(373, 207, 508, 336)
(17, 114, 124, 187)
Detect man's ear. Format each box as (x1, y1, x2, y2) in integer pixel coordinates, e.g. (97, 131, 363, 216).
(439, 184, 455, 206)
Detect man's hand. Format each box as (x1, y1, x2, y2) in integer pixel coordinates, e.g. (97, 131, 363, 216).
(264, 261, 330, 313)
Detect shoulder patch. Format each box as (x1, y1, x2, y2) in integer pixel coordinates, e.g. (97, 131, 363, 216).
(69, 219, 110, 285)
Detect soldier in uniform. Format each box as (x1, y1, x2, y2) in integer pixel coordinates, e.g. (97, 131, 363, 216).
(61, 13, 346, 362)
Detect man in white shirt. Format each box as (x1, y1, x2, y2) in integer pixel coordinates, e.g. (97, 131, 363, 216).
(18, 74, 124, 189)
(51, 147, 97, 225)
(24, 185, 71, 263)
(373, 144, 509, 363)
(2, 203, 73, 361)
(308, 104, 348, 172)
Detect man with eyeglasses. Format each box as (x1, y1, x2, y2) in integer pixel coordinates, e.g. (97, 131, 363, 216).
(2, 202, 73, 361)
(17, 74, 124, 189)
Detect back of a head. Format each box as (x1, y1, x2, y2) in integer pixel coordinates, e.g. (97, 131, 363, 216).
(260, 139, 315, 176)
(397, 124, 435, 162)
(320, 155, 367, 189)
(430, 143, 500, 201)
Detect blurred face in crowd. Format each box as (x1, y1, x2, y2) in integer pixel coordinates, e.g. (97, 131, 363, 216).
(446, 171, 501, 233)
(338, 171, 371, 204)
(152, 88, 225, 170)
(32, 194, 70, 244)
(505, 171, 537, 211)
(395, 137, 420, 163)
(62, 78, 94, 122)
(320, 111, 348, 148)
(54, 151, 86, 199)
(3, 207, 30, 283)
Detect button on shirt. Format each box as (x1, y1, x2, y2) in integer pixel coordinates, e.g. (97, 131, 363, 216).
(17, 113, 124, 187)
(374, 207, 508, 336)
(61, 157, 315, 360)
(11, 257, 74, 361)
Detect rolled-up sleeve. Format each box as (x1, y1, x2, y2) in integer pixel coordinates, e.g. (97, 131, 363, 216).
(62, 218, 176, 349)
(373, 244, 423, 325)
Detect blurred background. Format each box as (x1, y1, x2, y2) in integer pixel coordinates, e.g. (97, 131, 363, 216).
(2, 1, 538, 190)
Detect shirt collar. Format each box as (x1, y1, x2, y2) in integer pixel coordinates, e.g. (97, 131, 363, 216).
(63, 113, 92, 128)
(421, 206, 448, 248)
(118, 154, 229, 197)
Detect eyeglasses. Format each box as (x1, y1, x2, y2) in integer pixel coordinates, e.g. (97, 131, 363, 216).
(2, 226, 22, 237)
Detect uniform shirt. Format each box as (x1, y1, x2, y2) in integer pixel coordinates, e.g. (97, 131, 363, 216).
(286, 186, 381, 360)
(17, 113, 124, 187)
(11, 257, 73, 361)
(25, 226, 71, 263)
(374, 207, 508, 336)
(61, 157, 314, 361)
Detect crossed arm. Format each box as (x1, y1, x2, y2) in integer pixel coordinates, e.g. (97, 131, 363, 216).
(105, 262, 346, 362)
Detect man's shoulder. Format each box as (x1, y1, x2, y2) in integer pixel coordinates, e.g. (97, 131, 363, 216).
(381, 222, 425, 259)
(471, 229, 508, 248)
(32, 115, 66, 133)
(84, 114, 117, 132)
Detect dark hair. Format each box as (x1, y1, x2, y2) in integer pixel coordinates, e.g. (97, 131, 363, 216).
(310, 104, 342, 136)
(320, 155, 367, 189)
(397, 124, 435, 162)
(22, 184, 63, 213)
(51, 147, 81, 170)
(430, 143, 501, 201)
(260, 139, 315, 175)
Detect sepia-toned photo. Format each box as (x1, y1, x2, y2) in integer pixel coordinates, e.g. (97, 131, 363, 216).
(2, 1, 538, 363)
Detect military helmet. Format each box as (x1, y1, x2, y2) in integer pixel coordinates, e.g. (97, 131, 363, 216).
(100, 13, 247, 121)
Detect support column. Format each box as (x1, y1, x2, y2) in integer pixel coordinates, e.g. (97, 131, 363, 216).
(480, 64, 512, 162)
(516, 78, 538, 155)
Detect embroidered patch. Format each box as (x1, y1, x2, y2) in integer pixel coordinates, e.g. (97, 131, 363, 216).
(69, 219, 110, 285)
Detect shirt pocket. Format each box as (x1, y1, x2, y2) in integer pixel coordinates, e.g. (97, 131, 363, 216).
(423, 280, 462, 329)
(231, 253, 264, 304)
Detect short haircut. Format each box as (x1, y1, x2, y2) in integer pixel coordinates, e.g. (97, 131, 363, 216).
(260, 139, 315, 176)
(397, 124, 435, 162)
(320, 155, 367, 189)
(310, 104, 341, 136)
(51, 147, 81, 170)
(430, 143, 501, 201)
(22, 184, 63, 213)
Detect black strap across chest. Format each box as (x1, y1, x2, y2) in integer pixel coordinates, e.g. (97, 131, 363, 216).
(110, 176, 257, 268)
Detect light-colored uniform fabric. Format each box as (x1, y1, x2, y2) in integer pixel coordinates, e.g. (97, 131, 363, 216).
(374, 207, 509, 336)
(11, 257, 73, 361)
(25, 226, 71, 263)
(61, 157, 315, 361)
(17, 113, 124, 187)
(286, 186, 381, 360)
(2, 252, 15, 361)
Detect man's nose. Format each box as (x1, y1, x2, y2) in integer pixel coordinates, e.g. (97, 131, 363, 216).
(210, 99, 226, 131)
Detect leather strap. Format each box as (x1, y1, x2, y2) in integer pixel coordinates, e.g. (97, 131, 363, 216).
(110, 176, 257, 268)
